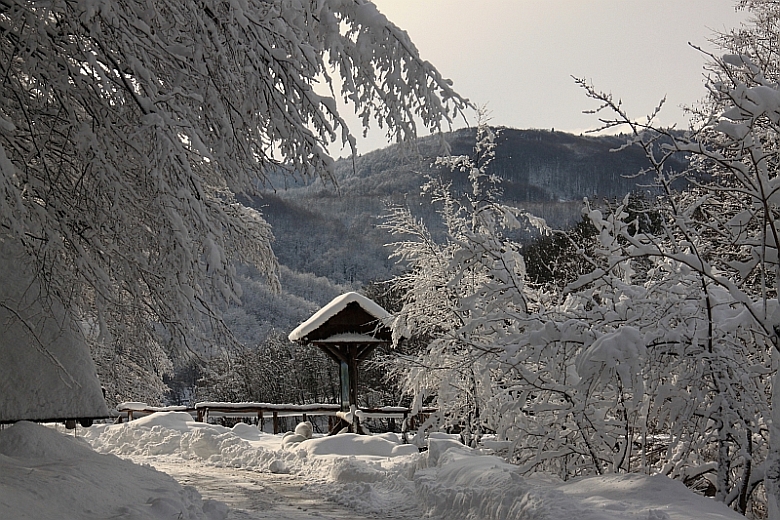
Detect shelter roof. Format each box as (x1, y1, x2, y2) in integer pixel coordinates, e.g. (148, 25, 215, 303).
(288, 292, 392, 343)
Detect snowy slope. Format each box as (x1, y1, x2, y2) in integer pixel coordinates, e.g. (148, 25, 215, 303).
(0, 421, 226, 520)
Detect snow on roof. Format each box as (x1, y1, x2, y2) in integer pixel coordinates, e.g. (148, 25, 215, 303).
(313, 333, 387, 343)
(0, 237, 108, 423)
(288, 292, 392, 342)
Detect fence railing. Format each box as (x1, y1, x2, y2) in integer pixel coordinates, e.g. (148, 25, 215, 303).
(116, 402, 435, 435)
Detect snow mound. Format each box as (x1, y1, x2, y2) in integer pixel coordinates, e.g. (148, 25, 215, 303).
(0, 238, 108, 423)
(85, 413, 291, 472)
(231, 421, 265, 440)
(295, 420, 313, 439)
(124, 410, 201, 432)
(0, 422, 226, 520)
(0, 420, 92, 461)
(555, 473, 738, 519)
(427, 436, 471, 465)
(416, 447, 553, 519)
(416, 443, 743, 520)
(87, 412, 256, 462)
(299, 432, 419, 457)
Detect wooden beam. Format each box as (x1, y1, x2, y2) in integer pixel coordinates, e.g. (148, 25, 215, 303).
(316, 344, 348, 363)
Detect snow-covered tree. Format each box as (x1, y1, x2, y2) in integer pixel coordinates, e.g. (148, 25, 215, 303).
(198, 331, 339, 406)
(569, 2, 780, 512)
(378, 3, 780, 515)
(384, 116, 548, 447)
(386, 45, 775, 513)
(0, 0, 466, 398)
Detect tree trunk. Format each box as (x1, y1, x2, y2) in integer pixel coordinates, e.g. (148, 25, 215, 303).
(768, 351, 780, 518)
(737, 427, 752, 515)
(715, 407, 730, 503)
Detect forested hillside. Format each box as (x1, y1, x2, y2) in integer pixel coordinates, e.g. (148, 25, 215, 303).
(249, 127, 686, 287)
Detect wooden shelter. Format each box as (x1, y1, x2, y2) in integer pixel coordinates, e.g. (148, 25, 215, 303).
(289, 292, 393, 422)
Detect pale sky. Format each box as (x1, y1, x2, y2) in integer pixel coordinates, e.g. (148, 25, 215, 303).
(332, 0, 747, 157)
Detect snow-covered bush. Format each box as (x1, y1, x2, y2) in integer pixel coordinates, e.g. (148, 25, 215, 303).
(386, 18, 780, 511)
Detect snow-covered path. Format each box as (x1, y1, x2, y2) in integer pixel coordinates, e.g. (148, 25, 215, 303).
(74, 412, 749, 520)
(0, 418, 752, 520)
(141, 458, 393, 520)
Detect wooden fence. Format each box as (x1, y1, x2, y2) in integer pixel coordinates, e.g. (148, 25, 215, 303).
(116, 402, 435, 435)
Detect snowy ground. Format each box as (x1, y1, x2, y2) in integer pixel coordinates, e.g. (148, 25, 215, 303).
(0, 413, 745, 520)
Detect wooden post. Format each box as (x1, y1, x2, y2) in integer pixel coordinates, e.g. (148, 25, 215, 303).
(258, 411, 263, 431)
(347, 347, 360, 433)
(351, 404, 360, 434)
(339, 360, 350, 412)
(347, 347, 359, 409)
(273, 411, 279, 434)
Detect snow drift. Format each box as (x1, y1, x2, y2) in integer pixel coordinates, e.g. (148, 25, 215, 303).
(0, 421, 226, 520)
